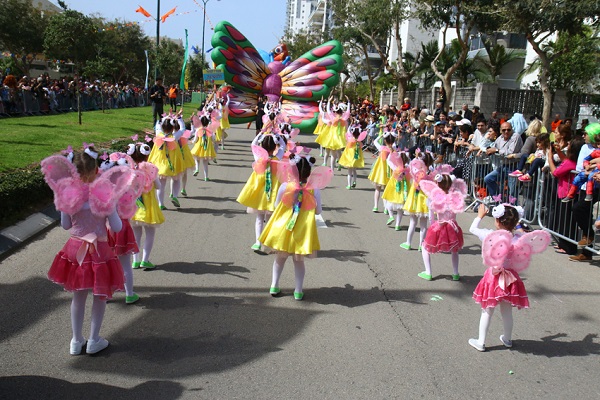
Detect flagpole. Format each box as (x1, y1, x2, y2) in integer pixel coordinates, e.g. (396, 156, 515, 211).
(200, 0, 207, 107)
(155, 0, 160, 81)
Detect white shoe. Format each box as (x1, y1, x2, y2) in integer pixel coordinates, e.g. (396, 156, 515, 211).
(86, 338, 109, 354)
(499, 335, 513, 348)
(468, 338, 485, 352)
(70, 338, 86, 355)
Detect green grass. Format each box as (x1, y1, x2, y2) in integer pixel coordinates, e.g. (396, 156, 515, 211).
(0, 102, 201, 173)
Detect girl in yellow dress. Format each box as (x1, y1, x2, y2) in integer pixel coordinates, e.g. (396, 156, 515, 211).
(400, 151, 434, 251)
(338, 123, 367, 189)
(313, 98, 326, 157)
(215, 93, 230, 150)
(148, 112, 187, 209)
(237, 133, 286, 251)
(317, 97, 350, 170)
(259, 154, 333, 301)
(382, 151, 411, 231)
(131, 143, 165, 270)
(367, 130, 396, 212)
(176, 124, 194, 197)
(190, 107, 221, 181)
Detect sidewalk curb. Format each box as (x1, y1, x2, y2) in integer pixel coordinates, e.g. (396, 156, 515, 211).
(0, 205, 60, 261)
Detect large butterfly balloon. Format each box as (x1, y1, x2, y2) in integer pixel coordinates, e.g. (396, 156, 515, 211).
(211, 21, 344, 133)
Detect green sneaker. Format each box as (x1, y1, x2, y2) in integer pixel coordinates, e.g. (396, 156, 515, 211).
(170, 195, 180, 207)
(418, 272, 432, 281)
(180, 189, 187, 197)
(132, 261, 141, 269)
(193, 169, 199, 176)
(386, 217, 395, 225)
(399, 243, 411, 250)
(125, 293, 140, 304)
(351, 182, 356, 188)
(251, 242, 261, 251)
(140, 261, 155, 269)
(204, 177, 210, 182)
(452, 274, 460, 281)
(159, 205, 167, 210)
(294, 291, 304, 301)
(346, 185, 351, 190)
(418, 245, 422, 252)
(372, 207, 378, 212)
(384, 208, 389, 215)
(395, 226, 401, 231)
(270, 287, 281, 297)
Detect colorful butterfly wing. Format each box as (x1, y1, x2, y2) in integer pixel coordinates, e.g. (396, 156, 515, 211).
(211, 21, 268, 94)
(227, 88, 259, 124)
(281, 100, 319, 133)
(279, 40, 343, 101)
(481, 230, 513, 269)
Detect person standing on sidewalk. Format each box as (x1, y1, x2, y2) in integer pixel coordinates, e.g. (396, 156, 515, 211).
(149, 77, 166, 127)
(168, 84, 179, 112)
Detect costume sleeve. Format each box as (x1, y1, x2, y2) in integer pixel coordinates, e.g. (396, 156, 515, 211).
(469, 217, 493, 242)
(251, 134, 261, 147)
(274, 135, 286, 160)
(173, 117, 186, 141)
(61, 212, 72, 230)
(274, 183, 287, 207)
(374, 137, 383, 151)
(107, 211, 122, 233)
(314, 189, 322, 215)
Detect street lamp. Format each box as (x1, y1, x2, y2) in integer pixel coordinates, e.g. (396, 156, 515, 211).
(200, 0, 219, 106)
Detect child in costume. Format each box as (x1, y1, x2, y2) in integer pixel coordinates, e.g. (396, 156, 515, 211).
(338, 123, 367, 189)
(215, 93, 230, 150)
(41, 145, 135, 355)
(562, 124, 600, 202)
(318, 97, 350, 171)
(417, 168, 467, 281)
(468, 203, 550, 351)
(148, 111, 187, 209)
(400, 151, 434, 251)
(191, 106, 221, 181)
(368, 132, 396, 212)
(314, 97, 326, 157)
(237, 133, 286, 251)
(176, 123, 195, 197)
(259, 154, 333, 300)
(102, 150, 143, 304)
(131, 143, 164, 270)
(382, 151, 410, 231)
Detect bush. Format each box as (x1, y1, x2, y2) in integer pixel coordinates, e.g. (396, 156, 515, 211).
(0, 167, 53, 227)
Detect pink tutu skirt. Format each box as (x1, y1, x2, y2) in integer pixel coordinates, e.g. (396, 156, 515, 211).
(109, 219, 139, 256)
(48, 238, 125, 299)
(422, 220, 464, 253)
(472, 267, 529, 309)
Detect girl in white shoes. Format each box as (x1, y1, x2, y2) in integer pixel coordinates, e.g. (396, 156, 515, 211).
(42, 145, 135, 355)
(468, 204, 550, 352)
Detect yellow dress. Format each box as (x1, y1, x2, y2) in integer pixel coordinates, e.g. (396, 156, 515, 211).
(220, 105, 231, 130)
(179, 138, 195, 169)
(191, 128, 217, 159)
(237, 158, 281, 212)
(316, 117, 346, 150)
(132, 186, 165, 225)
(148, 134, 185, 177)
(382, 174, 410, 211)
(368, 147, 391, 186)
(259, 185, 319, 256)
(313, 113, 324, 136)
(338, 140, 365, 168)
(403, 180, 429, 217)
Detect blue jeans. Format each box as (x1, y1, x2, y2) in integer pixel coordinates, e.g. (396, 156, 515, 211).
(484, 164, 518, 200)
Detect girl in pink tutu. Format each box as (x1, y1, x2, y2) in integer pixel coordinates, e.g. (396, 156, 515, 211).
(417, 167, 467, 281)
(468, 203, 550, 352)
(41, 145, 135, 355)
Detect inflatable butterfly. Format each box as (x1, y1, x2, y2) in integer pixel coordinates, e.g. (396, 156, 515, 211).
(211, 21, 344, 133)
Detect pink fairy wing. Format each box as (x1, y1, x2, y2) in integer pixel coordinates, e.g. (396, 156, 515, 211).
(419, 180, 447, 213)
(447, 191, 466, 214)
(251, 145, 269, 174)
(289, 127, 300, 139)
(40, 155, 80, 190)
(89, 166, 135, 217)
(300, 190, 317, 211)
(191, 115, 201, 129)
(117, 169, 146, 219)
(387, 152, 404, 174)
(345, 131, 355, 143)
(54, 178, 87, 214)
(182, 130, 192, 139)
(510, 230, 551, 273)
(450, 178, 468, 195)
(276, 161, 300, 184)
(138, 162, 158, 192)
(482, 230, 513, 269)
(408, 158, 426, 181)
(357, 130, 368, 142)
(306, 166, 333, 190)
(418, 179, 439, 198)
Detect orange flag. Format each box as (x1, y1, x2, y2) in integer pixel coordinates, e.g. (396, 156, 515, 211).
(161, 7, 177, 23)
(135, 5, 152, 18)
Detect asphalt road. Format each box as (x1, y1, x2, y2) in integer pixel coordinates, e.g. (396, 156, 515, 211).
(1, 125, 599, 399)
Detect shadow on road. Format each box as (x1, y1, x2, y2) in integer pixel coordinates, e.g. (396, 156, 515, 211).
(159, 260, 250, 279)
(0, 376, 184, 400)
(502, 332, 600, 357)
(175, 207, 245, 217)
(317, 249, 369, 263)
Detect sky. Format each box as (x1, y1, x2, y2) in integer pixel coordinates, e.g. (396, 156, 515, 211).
(52, 0, 287, 54)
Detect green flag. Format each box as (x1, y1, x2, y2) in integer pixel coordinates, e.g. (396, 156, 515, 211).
(180, 29, 189, 89)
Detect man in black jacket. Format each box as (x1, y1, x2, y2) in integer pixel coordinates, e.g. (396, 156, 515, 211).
(149, 77, 166, 127)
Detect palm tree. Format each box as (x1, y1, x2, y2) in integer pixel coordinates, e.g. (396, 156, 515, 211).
(416, 40, 440, 89)
(479, 40, 526, 83)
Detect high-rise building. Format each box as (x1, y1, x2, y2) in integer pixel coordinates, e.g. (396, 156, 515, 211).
(285, 0, 315, 36)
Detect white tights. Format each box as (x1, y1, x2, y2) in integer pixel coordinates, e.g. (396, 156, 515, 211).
(373, 184, 384, 209)
(347, 168, 357, 187)
(330, 150, 341, 170)
(157, 175, 181, 206)
(118, 254, 134, 297)
(323, 148, 331, 166)
(403, 215, 427, 248)
(195, 158, 210, 179)
(271, 253, 306, 294)
(132, 225, 156, 263)
(71, 290, 106, 342)
(421, 249, 459, 276)
(474, 303, 514, 346)
(255, 212, 270, 242)
(385, 207, 404, 228)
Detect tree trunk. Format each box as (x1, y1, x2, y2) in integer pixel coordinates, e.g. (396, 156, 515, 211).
(397, 77, 408, 109)
(526, 33, 553, 128)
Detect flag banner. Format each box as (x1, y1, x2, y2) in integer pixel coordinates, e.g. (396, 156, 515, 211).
(135, 6, 152, 18)
(161, 7, 176, 23)
(144, 50, 149, 90)
(180, 29, 189, 89)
